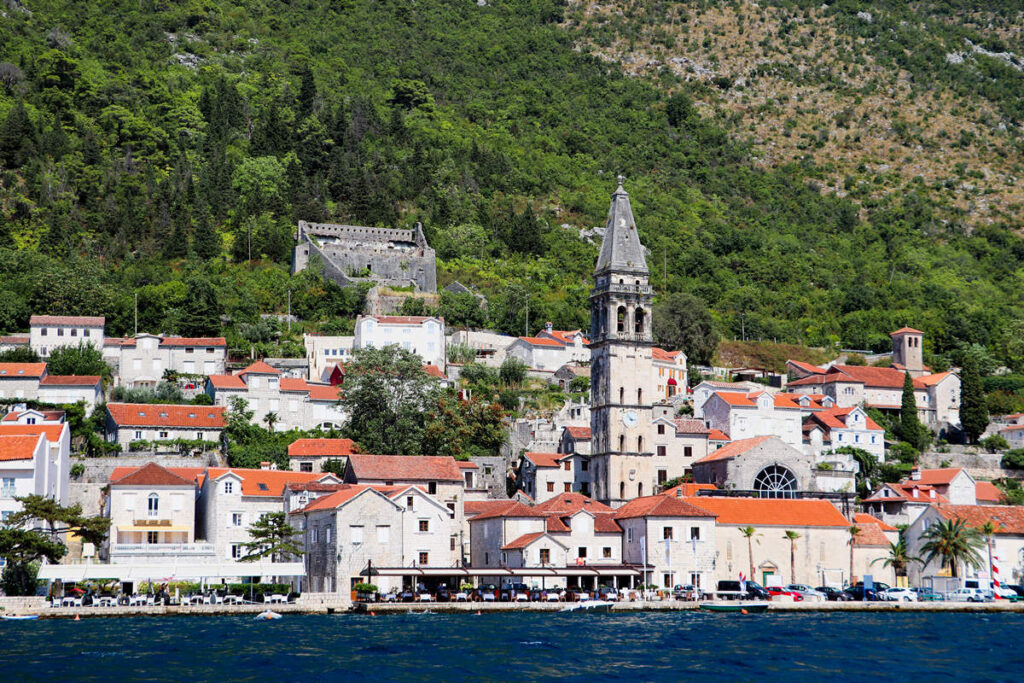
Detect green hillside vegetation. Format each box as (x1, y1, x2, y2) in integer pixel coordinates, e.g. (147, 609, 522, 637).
(1, 1, 1023, 373)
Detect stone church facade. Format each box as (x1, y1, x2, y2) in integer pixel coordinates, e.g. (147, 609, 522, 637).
(292, 220, 437, 293)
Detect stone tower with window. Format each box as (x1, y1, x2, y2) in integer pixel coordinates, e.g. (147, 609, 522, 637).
(891, 327, 925, 378)
(589, 179, 656, 507)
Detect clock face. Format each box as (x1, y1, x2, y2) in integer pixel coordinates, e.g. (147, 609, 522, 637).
(621, 410, 638, 428)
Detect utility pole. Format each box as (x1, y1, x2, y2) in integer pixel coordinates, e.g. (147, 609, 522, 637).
(287, 290, 291, 331)
(134, 293, 138, 336)
(741, 312, 746, 342)
(525, 293, 530, 337)
(663, 246, 667, 286)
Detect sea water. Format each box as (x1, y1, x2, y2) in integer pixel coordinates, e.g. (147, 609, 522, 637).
(2, 611, 1021, 682)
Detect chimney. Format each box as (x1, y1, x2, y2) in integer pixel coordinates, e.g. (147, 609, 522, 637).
(260, 461, 271, 470)
(912, 488, 919, 499)
(675, 487, 682, 498)
(545, 321, 553, 333)
(911, 468, 921, 481)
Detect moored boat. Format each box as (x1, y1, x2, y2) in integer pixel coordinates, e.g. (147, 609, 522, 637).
(559, 600, 615, 614)
(254, 610, 283, 620)
(699, 603, 769, 614)
(1, 614, 40, 621)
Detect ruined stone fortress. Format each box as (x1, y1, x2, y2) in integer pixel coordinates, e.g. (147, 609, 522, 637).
(291, 220, 438, 293)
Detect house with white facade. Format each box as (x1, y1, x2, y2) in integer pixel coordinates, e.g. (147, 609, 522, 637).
(803, 406, 885, 460)
(0, 363, 103, 415)
(701, 390, 804, 447)
(288, 438, 357, 473)
(691, 381, 765, 419)
(0, 421, 71, 508)
(447, 329, 515, 368)
(0, 433, 51, 525)
(29, 315, 105, 358)
(304, 334, 355, 382)
(104, 403, 227, 449)
(103, 334, 227, 387)
(652, 347, 687, 400)
(354, 315, 446, 369)
(520, 451, 579, 503)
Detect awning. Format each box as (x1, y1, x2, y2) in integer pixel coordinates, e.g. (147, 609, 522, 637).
(359, 566, 642, 578)
(37, 561, 305, 582)
(117, 526, 191, 533)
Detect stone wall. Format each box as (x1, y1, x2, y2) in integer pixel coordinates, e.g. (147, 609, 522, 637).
(918, 451, 1009, 481)
(75, 452, 223, 485)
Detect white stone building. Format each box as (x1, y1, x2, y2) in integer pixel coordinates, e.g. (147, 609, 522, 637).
(287, 438, 357, 473)
(691, 381, 765, 419)
(0, 363, 104, 416)
(447, 329, 515, 368)
(354, 315, 446, 369)
(29, 315, 104, 358)
(104, 335, 227, 387)
(652, 347, 687, 400)
(0, 432, 51, 524)
(701, 390, 804, 448)
(304, 334, 355, 382)
(803, 406, 886, 460)
(104, 403, 226, 449)
(0, 421, 71, 509)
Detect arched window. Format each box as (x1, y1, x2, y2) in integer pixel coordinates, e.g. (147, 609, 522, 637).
(637, 388, 643, 404)
(637, 436, 643, 452)
(620, 482, 625, 499)
(147, 493, 159, 518)
(634, 308, 645, 335)
(617, 306, 627, 333)
(638, 483, 643, 497)
(753, 466, 798, 499)
(618, 434, 625, 451)
(619, 387, 625, 404)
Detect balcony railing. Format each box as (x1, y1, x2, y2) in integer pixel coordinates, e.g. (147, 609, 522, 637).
(605, 283, 652, 295)
(110, 543, 215, 555)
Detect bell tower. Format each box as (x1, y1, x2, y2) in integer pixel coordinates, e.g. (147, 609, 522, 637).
(589, 178, 656, 507)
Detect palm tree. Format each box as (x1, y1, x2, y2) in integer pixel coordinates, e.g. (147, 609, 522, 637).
(264, 411, 279, 432)
(871, 537, 922, 582)
(979, 520, 998, 589)
(847, 525, 860, 586)
(740, 526, 758, 582)
(920, 518, 984, 578)
(784, 530, 800, 584)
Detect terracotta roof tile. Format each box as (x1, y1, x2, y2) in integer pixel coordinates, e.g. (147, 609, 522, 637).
(238, 360, 281, 376)
(111, 462, 193, 487)
(614, 495, 715, 520)
(594, 513, 623, 533)
(206, 468, 332, 497)
(852, 523, 890, 547)
(0, 423, 68, 444)
(207, 374, 246, 390)
(708, 429, 730, 442)
(465, 500, 524, 518)
(696, 435, 772, 463)
(787, 359, 826, 375)
(853, 513, 898, 532)
(544, 329, 589, 345)
(916, 372, 955, 387)
(295, 485, 379, 512)
(546, 516, 570, 532)
(110, 466, 206, 487)
(423, 364, 446, 379)
(501, 532, 548, 550)
(39, 375, 101, 386)
(652, 347, 683, 362)
(890, 327, 924, 336)
(0, 434, 43, 461)
(107, 403, 226, 429)
(534, 493, 613, 515)
(0, 363, 47, 378)
(565, 426, 592, 440)
(470, 501, 542, 521)
(976, 482, 1005, 504)
(2, 410, 65, 423)
(346, 454, 462, 482)
(517, 336, 565, 347)
(684, 497, 849, 527)
(30, 315, 104, 326)
(524, 452, 564, 468)
(933, 504, 1024, 535)
(288, 438, 357, 458)
(909, 468, 964, 486)
(661, 483, 717, 497)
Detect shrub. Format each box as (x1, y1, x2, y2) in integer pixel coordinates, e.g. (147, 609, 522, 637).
(888, 441, 920, 465)
(1001, 449, 1024, 469)
(980, 434, 1009, 453)
(353, 582, 378, 593)
(70, 463, 85, 478)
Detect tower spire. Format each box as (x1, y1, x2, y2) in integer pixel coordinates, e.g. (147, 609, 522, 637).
(595, 179, 648, 277)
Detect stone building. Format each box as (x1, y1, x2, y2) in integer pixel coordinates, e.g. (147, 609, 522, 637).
(104, 403, 227, 449)
(102, 335, 227, 387)
(29, 315, 105, 358)
(292, 220, 437, 293)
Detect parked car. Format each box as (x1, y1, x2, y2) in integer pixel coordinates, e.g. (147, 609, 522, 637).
(742, 581, 772, 600)
(912, 588, 944, 602)
(845, 582, 891, 601)
(878, 587, 918, 602)
(994, 586, 1019, 600)
(786, 584, 826, 600)
(815, 586, 852, 602)
(766, 587, 804, 601)
(1004, 584, 1024, 598)
(948, 587, 993, 602)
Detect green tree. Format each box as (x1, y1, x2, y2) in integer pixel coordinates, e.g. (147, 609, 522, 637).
(438, 290, 487, 329)
(240, 512, 304, 563)
(0, 528, 64, 595)
(899, 371, 926, 449)
(499, 357, 528, 387)
(784, 530, 800, 585)
(177, 275, 223, 337)
(422, 393, 506, 458)
(653, 293, 719, 365)
(960, 354, 989, 444)
(192, 214, 221, 260)
(46, 344, 111, 382)
(920, 518, 984, 578)
(0, 347, 40, 363)
(980, 434, 1009, 453)
(342, 346, 441, 455)
(871, 537, 922, 579)
(848, 525, 861, 585)
(740, 526, 758, 582)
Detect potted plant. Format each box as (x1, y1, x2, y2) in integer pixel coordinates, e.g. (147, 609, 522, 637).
(353, 582, 378, 602)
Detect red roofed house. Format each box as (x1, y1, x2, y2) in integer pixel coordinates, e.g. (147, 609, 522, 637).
(103, 333, 227, 388)
(0, 363, 104, 416)
(104, 462, 213, 564)
(205, 360, 345, 432)
(649, 407, 712, 484)
(559, 425, 592, 458)
(906, 504, 1024, 588)
(354, 315, 446, 369)
(691, 381, 765, 419)
(343, 454, 466, 531)
(288, 438, 358, 473)
(105, 403, 227, 450)
(651, 346, 687, 399)
(292, 481, 457, 593)
(803, 406, 885, 460)
(616, 491, 718, 591)
(520, 451, 582, 503)
(29, 315, 104, 358)
(0, 432, 50, 522)
(701, 390, 804, 448)
(0, 422, 72, 507)
(861, 481, 950, 527)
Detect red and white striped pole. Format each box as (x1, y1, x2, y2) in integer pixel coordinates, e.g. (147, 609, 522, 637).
(992, 555, 1001, 598)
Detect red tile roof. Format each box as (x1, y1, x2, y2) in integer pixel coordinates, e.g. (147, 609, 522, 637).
(106, 403, 226, 429)
(673, 418, 710, 435)
(544, 329, 589, 345)
(594, 513, 623, 533)
(852, 523, 890, 547)
(787, 359, 826, 375)
(0, 434, 43, 461)
(805, 407, 883, 434)
(546, 516, 570, 532)
(288, 438, 357, 458)
(206, 468, 331, 497)
(39, 375, 101, 386)
(0, 363, 47, 378)
(517, 336, 565, 347)
(933, 504, 1024, 535)
(0, 334, 28, 345)
(159, 337, 227, 347)
(30, 315, 104, 326)
(457, 461, 478, 469)
(238, 360, 281, 376)
(423, 364, 446, 379)
(853, 513, 898, 532)
(684, 497, 849, 527)
(890, 327, 924, 336)
(111, 462, 194, 487)
(652, 347, 683, 362)
(308, 383, 342, 401)
(346, 454, 462, 482)
(207, 374, 246, 390)
(909, 468, 964, 487)
(501, 532, 549, 550)
(661, 483, 717, 497)
(976, 482, 1005, 504)
(465, 500, 523, 518)
(862, 483, 948, 505)
(470, 501, 542, 521)
(2, 410, 65, 423)
(565, 426, 592, 440)
(110, 466, 206, 486)
(614, 495, 715, 519)
(708, 429, 730, 442)
(534, 493, 613, 515)
(524, 452, 564, 468)
(916, 372, 954, 387)
(696, 435, 773, 463)
(0, 423, 68, 444)
(295, 485, 379, 512)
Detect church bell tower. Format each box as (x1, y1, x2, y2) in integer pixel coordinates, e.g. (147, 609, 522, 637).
(589, 178, 656, 507)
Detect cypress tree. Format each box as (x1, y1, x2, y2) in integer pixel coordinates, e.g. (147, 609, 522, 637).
(900, 371, 925, 449)
(191, 214, 220, 260)
(960, 354, 989, 444)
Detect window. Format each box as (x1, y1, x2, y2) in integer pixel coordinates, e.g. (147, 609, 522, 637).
(578, 547, 587, 559)
(603, 547, 612, 559)
(663, 574, 673, 589)
(57, 328, 64, 336)
(690, 527, 700, 541)
(428, 482, 437, 495)
(40, 328, 47, 336)
(70, 328, 77, 337)
(300, 462, 313, 472)
(684, 446, 692, 458)
(658, 469, 667, 485)
(547, 482, 555, 493)
(147, 531, 158, 544)
(135, 430, 143, 440)
(325, 527, 331, 544)
(232, 513, 243, 527)
(159, 431, 169, 439)
(657, 424, 665, 435)
(563, 461, 571, 471)
(406, 496, 414, 510)
(311, 528, 318, 544)
(147, 494, 159, 518)
(231, 544, 243, 559)
(185, 347, 194, 354)
(84, 329, 91, 337)
(690, 573, 701, 589)
(657, 446, 666, 457)
(663, 526, 673, 540)
(446, 502, 455, 515)
(581, 460, 589, 472)
(419, 520, 429, 532)
(450, 536, 457, 551)
(539, 548, 550, 564)
(224, 482, 233, 494)
(419, 551, 429, 565)
(377, 526, 390, 544)
(754, 465, 798, 499)
(626, 527, 634, 543)
(637, 436, 643, 451)
(350, 526, 363, 544)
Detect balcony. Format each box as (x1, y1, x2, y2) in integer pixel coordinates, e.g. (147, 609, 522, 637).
(110, 543, 215, 556)
(605, 283, 652, 296)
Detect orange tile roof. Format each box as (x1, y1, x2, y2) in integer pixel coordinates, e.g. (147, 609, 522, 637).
(0, 334, 29, 345)
(534, 493, 613, 515)
(652, 347, 683, 362)
(673, 418, 710, 435)
(159, 337, 227, 347)
(502, 531, 548, 551)
(0, 363, 47, 378)
(976, 482, 1005, 504)
(207, 374, 246, 389)
(696, 435, 772, 463)
(684, 497, 849, 527)
(0, 423, 68, 444)
(346, 454, 462, 482)
(916, 371, 954, 387)
(2, 410, 65, 423)
(30, 315, 104, 326)
(206, 468, 331, 497)
(288, 438, 357, 458)
(852, 523, 890, 547)
(853, 513, 898, 532)
(544, 329, 589, 345)
(862, 483, 948, 504)
(546, 516, 570, 532)
(661, 483, 717, 497)
(890, 327, 924, 336)
(594, 513, 623, 533)
(106, 403, 226, 429)
(708, 429, 730, 442)
(787, 360, 826, 375)
(805, 407, 884, 433)
(465, 500, 525, 518)
(909, 468, 964, 486)
(308, 383, 342, 401)
(933, 504, 1024, 534)
(524, 452, 564, 468)
(517, 336, 565, 347)
(110, 466, 206, 487)
(470, 501, 543, 521)
(238, 360, 281, 376)
(614, 495, 715, 519)
(0, 434, 43, 461)
(295, 485, 379, 512)
(111, 462, 194, 487)
(39, 375, 101, 386)
(565, 426, 592, 440)
(423, 364, 446, 379)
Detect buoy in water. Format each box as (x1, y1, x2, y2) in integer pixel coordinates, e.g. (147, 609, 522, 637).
(370, 611, 376, 616)
(74, 614, 80, 621)
(741, 609, 748, 615)
(476, 610, 481, 615)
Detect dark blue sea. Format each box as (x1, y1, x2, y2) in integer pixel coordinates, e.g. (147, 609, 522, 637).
(2, 611, 1021, 681)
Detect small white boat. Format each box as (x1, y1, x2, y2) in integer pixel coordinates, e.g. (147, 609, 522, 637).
(254, 610, 282, 620)
(1, 614, 39, 621)
(559, 600, 614, 614)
